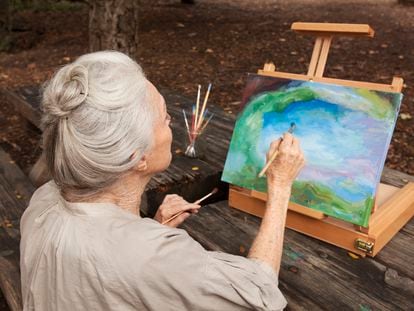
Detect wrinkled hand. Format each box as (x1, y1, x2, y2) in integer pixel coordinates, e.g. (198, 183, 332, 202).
(266, 132, 305, 188)
(154, 194, 200, 227)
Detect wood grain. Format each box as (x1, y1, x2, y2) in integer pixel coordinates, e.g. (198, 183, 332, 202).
(181, 200, 414, 310)
(0, 148, 35, 311)
(2, 85, 414, 309)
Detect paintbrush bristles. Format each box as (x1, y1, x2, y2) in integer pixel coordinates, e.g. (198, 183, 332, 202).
(194, 187, 218, 204)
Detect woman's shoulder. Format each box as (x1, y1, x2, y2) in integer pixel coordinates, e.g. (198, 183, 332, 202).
(30, 180, 60, 205)
(21, 181, 60, 220)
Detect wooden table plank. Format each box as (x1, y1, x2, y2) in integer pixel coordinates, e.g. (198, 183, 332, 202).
(2, 85, 414, 310)
(0, 148, 35, 311)
(181, 201, 414, 310)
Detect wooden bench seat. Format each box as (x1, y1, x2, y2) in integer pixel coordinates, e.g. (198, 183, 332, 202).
(0, 148, 35, 311)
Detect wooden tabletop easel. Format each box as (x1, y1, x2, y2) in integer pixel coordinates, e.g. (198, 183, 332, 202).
(228, 22, 414, 257)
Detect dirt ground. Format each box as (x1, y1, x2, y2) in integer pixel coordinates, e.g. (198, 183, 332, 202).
(0, 0, 413, 177)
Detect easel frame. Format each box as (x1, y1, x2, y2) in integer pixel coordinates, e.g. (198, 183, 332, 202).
(228, 22, 414, 257)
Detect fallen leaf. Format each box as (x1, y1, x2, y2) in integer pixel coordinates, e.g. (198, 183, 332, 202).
(400, 113, 412, 120)
(348, 252, 360, 259)
(205, 48, 214, 53)
(191, 166, 199, 171)
(176, 23, 185, 28)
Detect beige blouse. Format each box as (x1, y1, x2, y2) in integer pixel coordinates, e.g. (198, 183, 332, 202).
(20, 181, 287, 310)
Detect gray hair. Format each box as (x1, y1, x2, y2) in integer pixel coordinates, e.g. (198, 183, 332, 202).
(41, 51, 156, 199)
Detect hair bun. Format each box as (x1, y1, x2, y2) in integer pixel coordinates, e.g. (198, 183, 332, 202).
(42, 63, 89, 120)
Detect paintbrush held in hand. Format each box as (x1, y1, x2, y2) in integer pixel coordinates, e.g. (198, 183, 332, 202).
(258, 122, 297, 178)
(161, 188, 218, 225)
(182, 84, 215, 157)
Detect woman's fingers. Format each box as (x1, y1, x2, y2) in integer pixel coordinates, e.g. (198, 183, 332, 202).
(291, 137, 303, 157)
(265, 133, 306, 187)
(281, 132, 293, 148)
(168, 202, 200, 214)
(163, 194, 181, 203)
(168, 212, 191, 228)
(267, 138, 282, 161)
(162, 198, 200, 216)
(157, 193, 205, 227)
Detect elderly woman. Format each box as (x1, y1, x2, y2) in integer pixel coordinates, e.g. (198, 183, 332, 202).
(20, 51, 305, 311)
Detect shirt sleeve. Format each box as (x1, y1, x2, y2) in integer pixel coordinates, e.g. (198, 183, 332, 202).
(135, 222, 287, 311)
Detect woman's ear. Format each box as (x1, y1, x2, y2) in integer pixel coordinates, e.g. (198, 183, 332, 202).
(136, 156, 148, 172)
(130, 152, 148, 172)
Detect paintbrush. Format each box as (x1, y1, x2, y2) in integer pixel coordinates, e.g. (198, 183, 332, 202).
(194, 84, 201, 131)
(182, 109, 192, 141)
(161, 188, 218, 225)
(258, 122, 296, 178)
(200, 113, 215, 134)
(197, 83, 212, 129)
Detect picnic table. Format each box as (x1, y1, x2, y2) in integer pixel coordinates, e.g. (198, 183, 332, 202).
(0, 86, 413, 310)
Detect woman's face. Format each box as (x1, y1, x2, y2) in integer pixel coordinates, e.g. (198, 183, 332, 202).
(142, 81, 173, 175)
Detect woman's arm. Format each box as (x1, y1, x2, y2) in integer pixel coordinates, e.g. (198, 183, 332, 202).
(248, 133, 305, 276)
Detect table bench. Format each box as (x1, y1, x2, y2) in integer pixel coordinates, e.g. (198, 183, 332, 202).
(0, 148, 34, 311)
(1, 86, 413, 310)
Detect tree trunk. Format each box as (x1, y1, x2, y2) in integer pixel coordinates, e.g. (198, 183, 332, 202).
(89, 0, 139, 59)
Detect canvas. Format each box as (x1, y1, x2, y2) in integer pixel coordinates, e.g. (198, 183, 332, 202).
(222, 74, 403, 226)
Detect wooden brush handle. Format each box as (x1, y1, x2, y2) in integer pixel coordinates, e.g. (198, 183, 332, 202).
(258, 150, 279, 178)
(161, 210, 186, 225)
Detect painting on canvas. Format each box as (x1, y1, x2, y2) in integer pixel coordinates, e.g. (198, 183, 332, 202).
(221, 74, 402, 226)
